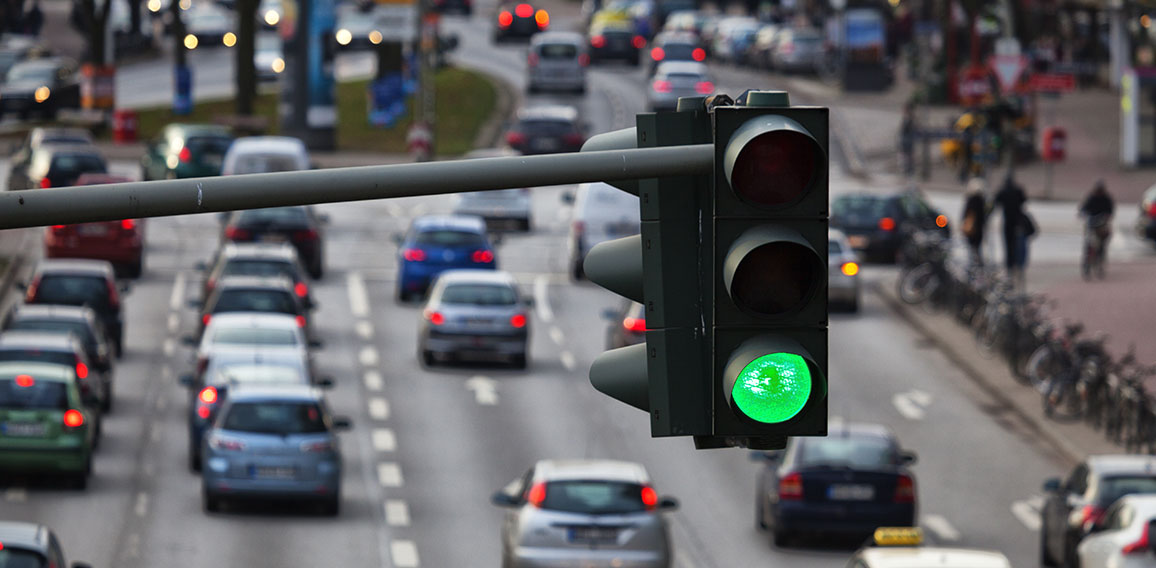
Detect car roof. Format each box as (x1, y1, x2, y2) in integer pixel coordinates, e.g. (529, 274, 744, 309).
(10, 304, 95, 321)
(34, 143, 105, 157)
(0, 361, 74, 381)
(0, 330, 81, 350)
(228, 136, 306, 153)
(654, 31, 698, 45)
(214, 274, 295, 290)
(221, 242, 298, 261)
(1116, 494, 1156, 508)
(204, 312, 301, 330)
(10, 56, 67, 70)
(435, 269, 518, 287)
(35, 258, 115, 276)
(225, 383, 322, 402)
(532, 31, 585, 44)
(1087, 454, 1156, 475)
(30, 127, 93, 144)
(654, 60, 708, 75)
(533, 459, 651, 484)
(855, 547, 1012, 568)
(516, 104, 580, 122)
(829, 228, 849, 241)
(411, 214, 487, 232)
(0, 521, 50, 553)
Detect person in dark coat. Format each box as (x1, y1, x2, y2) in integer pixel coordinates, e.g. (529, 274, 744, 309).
(1079, 179, 1115, 267)
(960, 177, 988, 266)
(993, 174, 1031, 285)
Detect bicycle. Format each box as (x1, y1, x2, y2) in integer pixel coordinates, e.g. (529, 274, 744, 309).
(1081, 213, 1111, 281)
(896, 231, 955, 308)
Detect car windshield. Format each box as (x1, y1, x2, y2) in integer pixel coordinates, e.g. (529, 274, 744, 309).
(832, 196, 891, 222)
(6, 64, 54, 83)
(186, 136, 233, 158)
(1097, 476, 1156, 504)
(0, 377, 68, 409)
(238, 207, 309, 226)
(211, 326, 297, 346)
(440, 284, 517, 306)
(413, 229, 486, 247)
(222, 259, 296, 280)
(211, 289, 297, 315)
(213, 364, 303, 386)
(7, 321, 95, 348)
(0, 349, 74, 367)
(50, 154, 107, 175)
(31, 275, 110, 309)
(539, 43, 578, 58)
(519, 120, 574, 135)
(797, 436, 896, 469)
(0, 548, 47, 568)
(221, 401, 327, 434)
(538, 481, 649, 514)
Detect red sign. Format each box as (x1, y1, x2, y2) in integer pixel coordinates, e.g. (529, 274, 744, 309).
(958, 66, 992, 106)
(1029, 73, 1076, 93)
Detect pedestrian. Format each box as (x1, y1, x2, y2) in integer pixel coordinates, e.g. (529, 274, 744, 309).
(898, 103, 917, 177)
(993, 173, 1033, 287)
(960, 177, 988, 266)
(1079, 179, 1115, 273)
(23, 0, 43, 36)
(957, 112, 977, 182)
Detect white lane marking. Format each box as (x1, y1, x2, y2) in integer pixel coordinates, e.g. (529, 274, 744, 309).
(368, 397, 390, 421)
(560, 351, 576, 372)
(465, 376, 499, 406)
(548, 326, 565, 346)
(162, 338, 175, 357)
(169, 271, 186, 311)
(356, 321, 374, 340)
(4, 487, 27, 502)
(385, 500, 411, 526)
(892, 390, 933, 421)
(411, 203, 428, 217)
(126, 533, 141, 559)
(359, 346, 380, 367)
(364, 370, 384, 391)
(143, 462, 155, 477)
(372, 428, 397, 452)
(386, 202, 403, 217)
(1012, 497, 1044, 532)
(908, 389, 933, 407)
(533, 275, 554, 323)
(134, 492, 149, 517)
(922, 514, 960, 542)
(151, 427, 162, 442)
(390, 540, 420, 568)
(347, 272, 370, 318)
(167, 313, 180, 334)
(377, 462, 404, 487)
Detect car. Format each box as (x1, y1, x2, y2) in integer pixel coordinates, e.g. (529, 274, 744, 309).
(526, 31, 588, 94)
(395, 215, 497, 301)
(493, 2, 548, 42)
(432, 0, 472, 16)
(566, 181, 640, 280)
(661, 10, 703, 37)
(846, 527, 1012, 568)
(2, 304, 113, 383)
(646, 31, 705, 75)
(198, 242, 314, 309)
(254, 33, 284, 81)
(258, 0, 282, 30)
(593, 0, 655, 41)
(646, 60, 714, 111)
(829, 229, 860, 312)
(1041, 454, 1156, 568)
(201, 384, 350, 514)
(186, 3, 234, 47)
(504, 105, 587, 155)
(587, 21, 643, 65)
(7, 128, 94, 173)
(5, 143, 107, 191)
(1078, 494, 1156, 568)
(709, 16, 759, 64)
(746, 23, 781, 69)
(831, 191, 950, 264)
(182, 348, 325, 472)
(140, 123, 235, 180)
(490, 459, 678, 568)
(221, 206, 326, 278)
(418, 269, 530, 368)
(453, 188, 532, 233)
(221, 135, 310, 176)
(185, 312, 317, 384)
(0, 521, 93, 568)
(334, 3, 379, 50)
(44, 173, 145, 278)
(0, 362, 96, 488)
(0, 56, 80, 120)
(767, 27, 825, 74)
(602, 299, 644, 349)
(1135, 182, 1156, 243)
(754, 422, 917, 546)
(0, 36, 53, 87)
(23, 259, 125, 357)
(0, 330, 110, 414)
(197, 275, 313, 341)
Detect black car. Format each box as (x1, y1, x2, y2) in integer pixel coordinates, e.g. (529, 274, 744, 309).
(2, 303, 113, 382)
(504, 105, 586, 155)
(1040, 454, 1156, 568)
(433, 0, 472, 15)
(602, 300, 645, 349)
(754, 422, 917, 547)
(493, 2, 548, 42)
(831, 191, 950, 263)
(0, 56, 80, 120)
(646, 31, 704, 75)
(197, 275, 313, 341)
(6, 143, 107, 191)
(221, 206, 327, 278)
(23, 259, 126, 357)
(587, 21, 642, 65)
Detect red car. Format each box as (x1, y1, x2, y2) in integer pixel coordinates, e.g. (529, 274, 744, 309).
(43, 174, 145, 278)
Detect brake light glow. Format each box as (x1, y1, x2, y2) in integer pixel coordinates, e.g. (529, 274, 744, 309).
(510, 314, 527, 328)
(293, 229, 318, 241)
(590, 35, 605, 48)
(178, 146, 192, 163)
(121, 219, 136, 230)
(14, 374, 34, 387)
(199, 386, 218, 404)
(39, 178, 50, 189)
(202, 314, 211, 326)
(623, 316, 646, 332)
(514, 3, 532, 17)
(841, 262, 859, 276)
(641, 486, 658, 509)
(879, 217, 896, 231)
(694, 81, 714, 95)
(294, 282, 308, 298)
(224, 227, 251, 240)
(197, 406, 211, 419)
(650, 47, 665, 61)
(506, 132, 527, 147)
(425, 310, 445, 325)
(935, 214, 948, 228)
(1079, 505, 1105, 530)
(403, 248, 426, 262)
(52, 225, 67, 232)
(527, 53, 539, 66)
(692, 47, 705, 61)
(1148, 203, 1156, 218)
(75, 361, 88, 380)
(534, 8, 548, 27)
(1122, 525, 1152, 554)
(295, 315, 306, 328)
(498, 10, 513, 27)
(652, 79, 671, 93)
(894, 475, 915, 503)
(779, 472, 803, 500)
(63, 409, 84, 428)
(632, 35, 645, 49)
(527, 482, 547, 507)
(472, 250, 495, 263)
(301, 440, 333, 452)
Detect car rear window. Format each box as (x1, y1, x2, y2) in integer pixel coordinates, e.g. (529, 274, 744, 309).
(797, 436, 897, 469)
(0, 547, 48, 568)
(518, 119, 574, 136)
(0, 349, 75, 367)
(232, 154, 302, 174)
(832, 196, 893, 224)
(211, 289, 298, 315)
(828, 240, 843, 255)
(413, 229, 486, 247)
(212, 364, 303, 386)
(30, 275, 110, 309)
(221, 401, 327, 434)
(186, 136, 232, 158)
(50, 154, 107, 176)
(539, 43, 578, 58)
(222, 259, 296, 280)
(1097, 476, 1156, 505)
(538, 481, 650, 514)
(661, 43, 697, 60)
(237, 207, 309, 226)
(0, 377, 68, 409)
(8, 320, 95, 348)
(440, 284, 517, 306)
(211, 327, 297, 345)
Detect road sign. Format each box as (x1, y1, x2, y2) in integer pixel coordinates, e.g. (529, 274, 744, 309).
(958, 65, 992, 106)
(1029, 73, 1076, 93)
(989, 55, 1027, 94)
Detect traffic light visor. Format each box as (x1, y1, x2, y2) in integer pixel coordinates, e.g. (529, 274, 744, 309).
(724, 228, 825, 317)
(724, 117, 824, 209)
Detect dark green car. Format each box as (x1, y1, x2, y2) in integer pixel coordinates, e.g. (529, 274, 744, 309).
(140, 124, 234, 180)
(0, 362, 95, 488)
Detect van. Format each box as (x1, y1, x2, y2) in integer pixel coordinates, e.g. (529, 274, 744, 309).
(527, 32, 588, 94)
(566, 182, 639, 280)
(220, 136, 310, 176)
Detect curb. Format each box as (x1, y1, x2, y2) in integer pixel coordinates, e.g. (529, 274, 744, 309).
(471, 63, 520, 150)
(0, 254, 26, 306)
(869, 279, 1085, 466)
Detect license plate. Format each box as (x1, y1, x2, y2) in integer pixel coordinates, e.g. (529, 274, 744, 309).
(251, 465, 296, 479)
(78, 224, 109, 236)
(828, 484, 874, 501)
(847, 235, 869, 248)
(569, 526, 618, 543)
(259, 234, 288, 243)
(2, 422, 46, 437)
(531, 139, 559, 152)
(204, 155, 223, 169)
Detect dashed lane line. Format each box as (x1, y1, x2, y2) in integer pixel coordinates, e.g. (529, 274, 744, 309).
(385, 500, 411, 527)
(372, 428, 397, 452)
(347, 271, 370, 318)
(921, 514, 960, 542)
(356, 321, 374, 340)
(1012, 496, 1044, 532)
(533, 275, 554, 323)
(4, 487, 27, 502)
(548, 327, 565, 346)
(560, 351, 576, 372)
(390, 540, 420, 568)
(167, 313, 180, 334)
(359, 346, 380, 367)
(162, 338, 175, 358)
(368, 397, 391, 421)
(134, 492, 149, 517)
(169, 271, 186, 311)
(364, 370, 384, 391)
(377, 462, 404, 487)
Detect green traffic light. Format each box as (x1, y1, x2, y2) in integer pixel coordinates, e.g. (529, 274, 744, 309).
(732, 352, 812, 423)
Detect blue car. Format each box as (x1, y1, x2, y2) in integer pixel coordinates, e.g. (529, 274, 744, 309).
(396, 215, 497, 302)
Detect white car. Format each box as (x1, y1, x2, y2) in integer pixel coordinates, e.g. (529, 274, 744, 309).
(566, 182, 639, 280)
(221, 136, 310, 176)
(1078, 494, 1156, 568)
(847, 528, 1012, 568)
(184, 312, 317, 383)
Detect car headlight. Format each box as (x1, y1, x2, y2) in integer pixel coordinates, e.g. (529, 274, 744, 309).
(264, 9, 280, 25)
(335, 28, 352, 45)
(33, 86, 50, 103)
(271, 57, 285, 73)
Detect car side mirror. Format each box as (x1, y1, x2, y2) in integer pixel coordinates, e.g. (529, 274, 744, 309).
(71, 563, 94, 568)
(658, 496, 679, 511)
(391, 233, 404, 245)
(187, 298, 202, 309)
(522, 296, 535, 308)
(332, 416, 352, 430)
(900, 450, 917, 466)
(180, 335, 197, 346)
(491, 491, 520, 508)
(1043, 477, 1061, 493)
(178, 373, 194, 387)
(601, 308, 618, 321)
(560, 191, 575, 204)
(317, 376, 335, 388)
(194, 261, 208, 271)
(490, 233, 504, 246)
(309, 338, 325, 349)
(318, 213, 331, 224)
(119, 282, 131, 294)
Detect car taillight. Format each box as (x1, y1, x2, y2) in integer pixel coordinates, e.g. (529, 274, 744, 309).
(1123, 523, 1154, 554)
(527, 53, 539, 66)
(498, 10, 512, 27)
(202, 314, 211, 326)
(841, 262, 859, 276)
(295, 315, 306, 328)
(692, 47, 705, 61)
(632, 35, 645, 49)
(300, 440, 333, 452)
(1148, 202, 1156, 218)
(15, 374, 34, 388)
(527, 482, 547, 507)
(38, 177, 51, 189)
(425, 310, 445, 325)
(120, 219, 136, 231)
(209, 435, 244, 451)
(1079, 505, 1105, 530)
(694, 81, 714, 95)
(651, 46, 665, 61)
(24, 278, 40, 302)
(75, 359, 88, 380)
(199, 386, 218, 404)
(563, 133, 585, 146)
(879, 217, 896, 231)
(472, 250, 495, 263)
(514, 3, 532, 17)
(894, 475, 915, 503)
(107, 281, 120, 309)
(403, 248, 426, 262)
(294, 282, 308, 298)
(51, 224, 68, 233)
(590, 35, 605, 48)
(778, 472, 803, 500)
(178, 146, 192, 163)
(652, 79, 671, 93)
(623, 316, 645, 332)
(506, 132, 527, 147)
(641, 485, 658, 510)
(293, 229, 318, 241)
(572, 220, 585, 235)
(197, 405, 212, 419)
(534, 8, 548, 27)
(510, 314, 527, 328)
(224, 227, 251, 240)
(63, 409, 84, 428)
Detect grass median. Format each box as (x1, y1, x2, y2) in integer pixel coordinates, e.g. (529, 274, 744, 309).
(133, 66, 497, 156)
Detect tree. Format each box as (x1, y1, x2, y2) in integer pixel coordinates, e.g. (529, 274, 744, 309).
(73, 0, 113, 65)
(235, 0, 258, 115)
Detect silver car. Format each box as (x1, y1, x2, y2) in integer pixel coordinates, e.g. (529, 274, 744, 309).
(829, 229, 860, 312)
(491, 459, 679, 568)
(453, 149, 532, 232)
(566, 182, 640, 280)
(527, 31, 588, 94)
(417, 270, 530, 369)
(646, 61, 714, 111)
(201, 384, 350, 515)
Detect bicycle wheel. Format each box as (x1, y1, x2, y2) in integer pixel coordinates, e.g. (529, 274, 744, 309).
(1042, 378, 1083, 421)
(897, 263, 939, 305)
(1028, 344, 1066, 394)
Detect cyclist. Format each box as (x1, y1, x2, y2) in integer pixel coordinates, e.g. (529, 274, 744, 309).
(1078, 180, 1115, 278)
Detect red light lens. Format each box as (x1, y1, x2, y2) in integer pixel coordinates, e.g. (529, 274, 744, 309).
(879, 217, 896, 231)
(694, 81, 714, 95)
(650, 47, 665, 61)
(52, 224, 66, 231)
(39, 178, 51, 189)
(623, 317, 646, 332)
(178, 147, 192, 163)
(935, 214, 948, 228)
(199, 386, 218, 404)
(427, 311, 445, 325)
(510, 314, 527, 328)
(121, 219, 136, 230)
(498, 11, 513, 26)
(692, 47, 705, 61)
(224, 227, 250, 240)
(641, 486, 658, 508)
(631, 35, 645, 49)
(295, 315, 306, 328)
(196, 405, 211, 419)
(14, 374, 34, 387)
(403, 248, 426, 262)
(1123, 526, 1151, 554)
(294, 282, 308, 297)
(472, 250, 494, 263)
(652, 79, 671, 93)
(1147, 203, 1156, 218)
(534, 9, 548, 27)
(527, 482, 547, 507)
(75, 362, 88, 379)
(514, 3, 532, 17)
(63, 409, 84, 428)
(779, 472, 803, 500)
(590, 35, 605, 48)
(730, 130, 821, 208)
